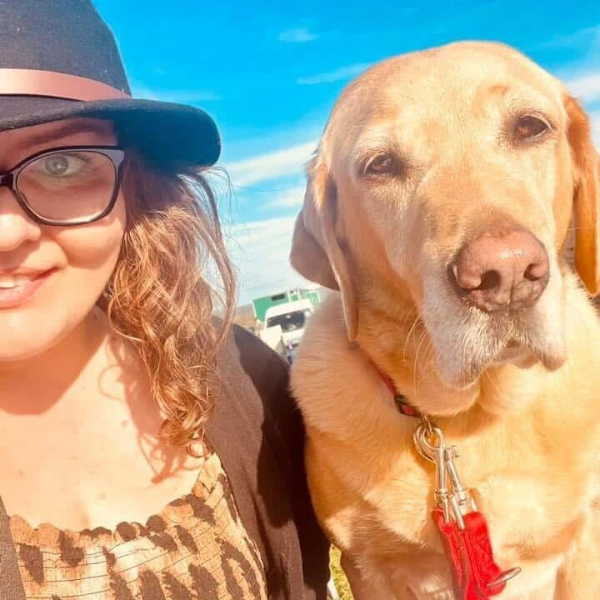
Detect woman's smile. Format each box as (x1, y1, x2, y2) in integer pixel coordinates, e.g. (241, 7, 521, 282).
(0, 268, 55, 308)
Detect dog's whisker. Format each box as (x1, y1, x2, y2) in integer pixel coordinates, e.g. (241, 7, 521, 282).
(400, 306, 418, 338)
(412, 329, 431, 404)
(416, 338, 435, 405)
(404, 312, 423, 361)
(481, 369, 501, 400)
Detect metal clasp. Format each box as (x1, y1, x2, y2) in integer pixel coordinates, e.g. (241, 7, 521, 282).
(486, 568, 522, 589)
(414, 423, 451, 522)
(445, 445, 478, 529)
(414, 418, 522, 591)
(414, 421, 476, 529)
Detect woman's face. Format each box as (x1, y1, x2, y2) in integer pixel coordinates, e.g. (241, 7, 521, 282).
(0, 118, 126, 363)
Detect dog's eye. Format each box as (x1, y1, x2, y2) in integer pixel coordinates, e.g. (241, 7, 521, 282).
(514, 116, 549, 141)
(362, 153, 397, 177)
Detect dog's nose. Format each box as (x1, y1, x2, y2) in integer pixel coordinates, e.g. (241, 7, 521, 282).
(450, 227, 549, 312)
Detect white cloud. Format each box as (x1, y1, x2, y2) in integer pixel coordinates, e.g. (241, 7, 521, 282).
(225, 141, 316, 187)
(225, 217, 310, 304)
(297, 62, 372, 85)
(278, 27, 318, 43)
(265, 185, 306, 209)
(535, 24, 600, 51)
(568, 72, 600, 104)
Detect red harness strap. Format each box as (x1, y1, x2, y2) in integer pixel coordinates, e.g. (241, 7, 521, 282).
(371, 360, 517, 599)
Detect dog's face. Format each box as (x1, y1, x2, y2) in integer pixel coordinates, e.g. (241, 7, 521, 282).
(291, 42, 599, 403)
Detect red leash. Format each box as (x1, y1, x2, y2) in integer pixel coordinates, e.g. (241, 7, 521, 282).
(374, 362, 520, 599)
(433, 509, 518, 599)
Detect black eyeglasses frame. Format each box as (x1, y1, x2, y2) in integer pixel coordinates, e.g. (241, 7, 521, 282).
(0, 146, 126, 226)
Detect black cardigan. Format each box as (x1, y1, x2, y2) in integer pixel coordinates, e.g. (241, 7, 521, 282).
(208, 326, 330, 599)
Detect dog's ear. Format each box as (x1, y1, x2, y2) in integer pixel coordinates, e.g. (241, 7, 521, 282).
(290, 157, 358, 339)
(565, 95, 600, 295)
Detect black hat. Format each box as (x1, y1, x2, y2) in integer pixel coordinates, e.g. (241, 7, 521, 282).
(0, 0, 221, 167)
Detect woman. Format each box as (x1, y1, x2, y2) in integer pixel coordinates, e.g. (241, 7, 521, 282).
(0, 1, 329, 599)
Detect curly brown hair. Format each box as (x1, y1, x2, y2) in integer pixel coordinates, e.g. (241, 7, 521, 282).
(105, 152, 236, 452)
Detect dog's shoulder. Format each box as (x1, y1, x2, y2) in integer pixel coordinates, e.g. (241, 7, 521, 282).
(291, 294, 355, 413)
(290, 295, 398, 438)
(295, 294, 349, 362)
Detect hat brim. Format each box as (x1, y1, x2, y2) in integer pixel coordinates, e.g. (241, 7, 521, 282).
(0, 96, 221, 167)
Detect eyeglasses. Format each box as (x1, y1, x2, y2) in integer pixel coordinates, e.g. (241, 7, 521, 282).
(0, 146, 125, 226)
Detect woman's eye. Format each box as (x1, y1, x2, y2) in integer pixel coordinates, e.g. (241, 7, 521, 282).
(363, 154, 396, 177)
(42, 154, 86, 177)
(514, 116, 549, 141)
(45, 156, 70, 175)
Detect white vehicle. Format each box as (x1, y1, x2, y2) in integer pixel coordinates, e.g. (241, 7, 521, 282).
(259, 299, 314, 362)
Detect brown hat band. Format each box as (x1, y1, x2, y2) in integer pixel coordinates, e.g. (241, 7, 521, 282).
(0, 69, 131, 101)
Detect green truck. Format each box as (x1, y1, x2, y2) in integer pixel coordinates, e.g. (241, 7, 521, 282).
(251, 287, 322, 324)
(252, 288, 323, 363)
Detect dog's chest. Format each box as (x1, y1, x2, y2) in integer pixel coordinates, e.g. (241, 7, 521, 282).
(357, 459, 574, 599)
(351, 444, 587, 598)
(375, 446, 586, 548)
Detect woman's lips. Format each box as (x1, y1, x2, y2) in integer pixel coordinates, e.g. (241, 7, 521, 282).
(0, 269, 55, 309)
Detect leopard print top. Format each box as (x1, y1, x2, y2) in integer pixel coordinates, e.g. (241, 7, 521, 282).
(10, 452, 268, 599)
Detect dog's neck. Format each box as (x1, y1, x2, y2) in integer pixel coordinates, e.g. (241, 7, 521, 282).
(355, 300, 554, 423)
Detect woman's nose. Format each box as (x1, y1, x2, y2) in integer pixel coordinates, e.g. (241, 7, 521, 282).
(0, 188, 42, 251)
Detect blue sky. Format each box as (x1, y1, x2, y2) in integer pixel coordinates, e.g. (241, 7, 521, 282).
(94, 0, 600, 304)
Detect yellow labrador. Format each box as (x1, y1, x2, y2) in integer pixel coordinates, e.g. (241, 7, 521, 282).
(290, 42, 600, 599)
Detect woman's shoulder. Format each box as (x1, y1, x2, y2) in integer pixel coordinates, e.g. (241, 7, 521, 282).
(230, 323, 289, 384)
(231, 324, 290, 399)
(211, 324, 304, 493)
(215, 324, 296, 428)
(208, 324, 329, 600)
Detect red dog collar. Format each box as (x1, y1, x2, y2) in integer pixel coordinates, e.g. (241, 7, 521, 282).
(369, 359, 422, 418)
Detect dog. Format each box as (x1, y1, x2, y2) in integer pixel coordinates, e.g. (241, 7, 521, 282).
(289, 41, 600, 599)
